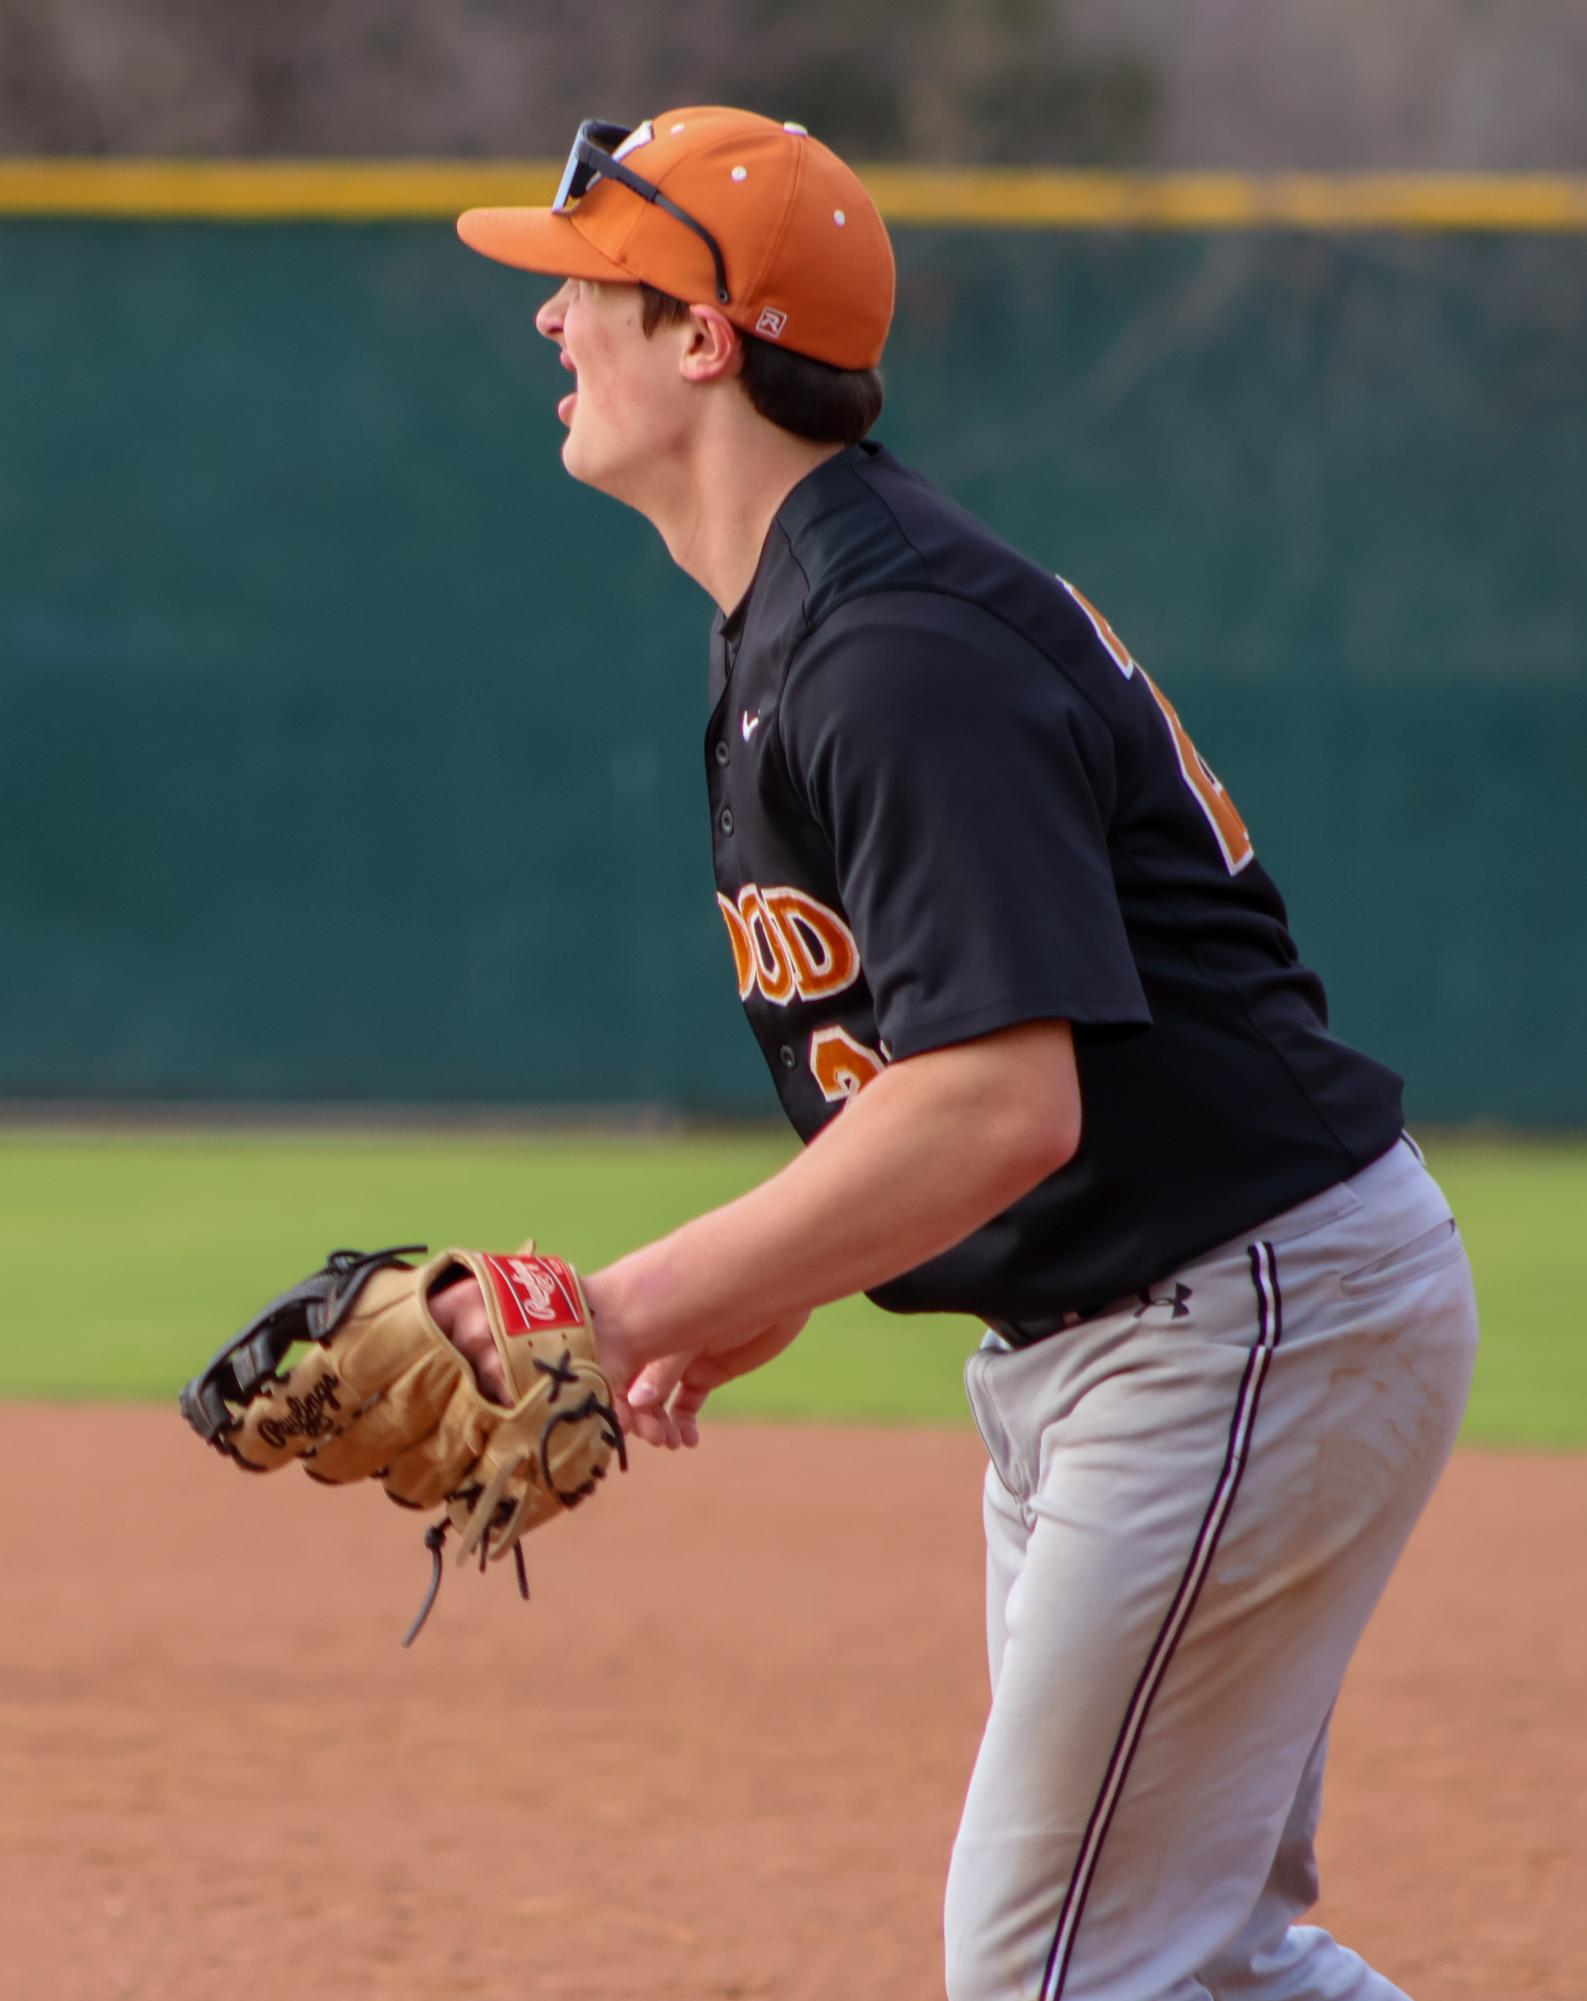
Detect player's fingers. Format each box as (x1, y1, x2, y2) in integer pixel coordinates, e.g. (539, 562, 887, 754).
(610, 1382, 671, 1446)
(455, 1325, 506, 1403)
(643, 1409, 680, 1449)
(431, 1280, 508, 1402)
(627, 1353, 693, 1412)
(672, 1377, 714, 1418)
(663, 1371, 718, 1448)
(616, 1393, 681, 1450)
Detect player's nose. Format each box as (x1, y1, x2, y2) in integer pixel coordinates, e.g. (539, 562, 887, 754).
(535, 281, 573, 342)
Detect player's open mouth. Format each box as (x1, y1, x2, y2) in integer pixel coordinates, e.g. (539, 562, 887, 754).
(558, 352, 577, 427)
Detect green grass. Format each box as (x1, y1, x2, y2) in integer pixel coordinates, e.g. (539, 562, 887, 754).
(0, 1125, 1579, 1444)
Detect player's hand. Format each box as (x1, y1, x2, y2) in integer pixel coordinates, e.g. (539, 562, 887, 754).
(426, 1276, 708, 1446)
(432, 1275, 808, 1446)
(622, 1314, 809, 1450)
(425, 1272, 718, 1444)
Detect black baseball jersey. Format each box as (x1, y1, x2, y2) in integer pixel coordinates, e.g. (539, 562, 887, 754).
(705, 441, 1404, 1324)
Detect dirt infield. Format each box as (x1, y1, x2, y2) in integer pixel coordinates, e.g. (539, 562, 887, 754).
(0, 1412, 1578, 2001)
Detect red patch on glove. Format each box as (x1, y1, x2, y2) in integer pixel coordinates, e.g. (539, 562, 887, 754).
(480, 1254, 585, 1338)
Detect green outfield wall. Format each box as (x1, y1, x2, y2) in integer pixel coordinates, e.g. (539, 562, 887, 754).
(2, 177, 1584, 1120)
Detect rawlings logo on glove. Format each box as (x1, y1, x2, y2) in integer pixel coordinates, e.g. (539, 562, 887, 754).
(254, 1375, 346, 1448)
(178, 1242, 626, 1643)
(481, 1252, 586, 1333)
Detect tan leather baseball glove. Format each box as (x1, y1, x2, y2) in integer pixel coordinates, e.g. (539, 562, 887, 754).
(179, 1243, 625, 1641)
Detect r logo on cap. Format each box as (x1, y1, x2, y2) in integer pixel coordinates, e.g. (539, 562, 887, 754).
(755, 307, 788, 340)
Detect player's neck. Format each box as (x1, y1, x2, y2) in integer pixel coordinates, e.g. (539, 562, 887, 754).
(641, 416, 845, 614)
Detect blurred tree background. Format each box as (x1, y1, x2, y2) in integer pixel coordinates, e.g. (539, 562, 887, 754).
(1, 0, 1583, 166)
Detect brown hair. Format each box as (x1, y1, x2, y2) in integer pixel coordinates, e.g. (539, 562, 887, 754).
(639, 283, 883, 447)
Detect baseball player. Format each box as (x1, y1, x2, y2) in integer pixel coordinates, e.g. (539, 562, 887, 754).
(440, 107, 1479, 2000)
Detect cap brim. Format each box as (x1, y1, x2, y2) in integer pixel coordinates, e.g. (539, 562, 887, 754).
(457, 207, 635, 284)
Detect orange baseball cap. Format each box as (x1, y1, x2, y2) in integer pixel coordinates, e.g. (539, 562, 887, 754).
(457, 107, 895, 371)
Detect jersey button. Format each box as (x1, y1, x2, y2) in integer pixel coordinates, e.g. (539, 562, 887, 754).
(778, 1044, 797, 1070)
(714, 741, 730, 767)
(719, 807, 735, 836)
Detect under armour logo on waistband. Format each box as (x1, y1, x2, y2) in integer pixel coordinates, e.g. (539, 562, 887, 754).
(1134, 1283, 1193, 1320)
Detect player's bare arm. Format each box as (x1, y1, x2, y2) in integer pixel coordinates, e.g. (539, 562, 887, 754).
(434, 1017, 1079, 1437)
(593, 1018, 1079, 1359)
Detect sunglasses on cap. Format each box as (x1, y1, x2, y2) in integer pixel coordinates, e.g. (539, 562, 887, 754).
(552, 118, 732, 306)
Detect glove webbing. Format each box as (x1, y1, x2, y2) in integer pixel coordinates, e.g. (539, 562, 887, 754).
(178, 1245, 427, 1450)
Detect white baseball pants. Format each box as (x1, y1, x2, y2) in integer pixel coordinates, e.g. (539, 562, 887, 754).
(948, 1138, 1478, 2001)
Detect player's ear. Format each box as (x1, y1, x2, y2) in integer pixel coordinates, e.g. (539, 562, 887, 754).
(679, 304, 743, 385)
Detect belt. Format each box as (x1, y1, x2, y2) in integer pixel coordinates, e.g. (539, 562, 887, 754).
(984, 1305, 1096, 1349)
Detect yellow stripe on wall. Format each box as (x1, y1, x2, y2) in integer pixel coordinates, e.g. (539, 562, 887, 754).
(0, 159, 562, 218)
(2, 159, 1586, 231)
(862, 169, 1587, 232)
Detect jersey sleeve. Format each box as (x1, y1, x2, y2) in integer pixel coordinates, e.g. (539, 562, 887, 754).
(778, 590, 1151, 1059)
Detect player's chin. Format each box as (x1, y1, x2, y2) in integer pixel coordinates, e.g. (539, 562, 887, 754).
(560, 419, 647, 501)
(558, 423, 608, 490)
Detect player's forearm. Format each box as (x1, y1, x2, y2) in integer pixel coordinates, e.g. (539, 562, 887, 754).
(586, 1022, 1079, 1372)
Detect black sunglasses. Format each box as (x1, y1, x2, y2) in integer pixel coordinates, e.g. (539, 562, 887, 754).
(551, 118, 731, 306)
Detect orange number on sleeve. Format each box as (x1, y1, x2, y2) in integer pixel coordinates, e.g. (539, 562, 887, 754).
(1062, 577, 1254, 876)
(809, 1025, 886, 1103)
(1138, 671, 1254, 875)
